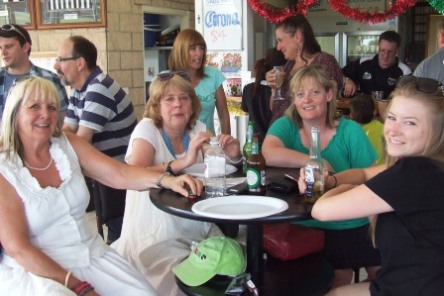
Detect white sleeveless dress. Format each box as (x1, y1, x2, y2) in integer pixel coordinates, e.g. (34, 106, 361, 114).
(0, 135, 157, 296)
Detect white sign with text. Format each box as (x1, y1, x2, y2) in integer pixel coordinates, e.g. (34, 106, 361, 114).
(203, 0, 242, 51)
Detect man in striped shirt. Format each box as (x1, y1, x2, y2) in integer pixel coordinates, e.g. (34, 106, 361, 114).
(55, 35, 137, 244)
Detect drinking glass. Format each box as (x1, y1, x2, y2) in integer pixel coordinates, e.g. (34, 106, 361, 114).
(371, 91, 384, 102)
(273, 66, 285, 101)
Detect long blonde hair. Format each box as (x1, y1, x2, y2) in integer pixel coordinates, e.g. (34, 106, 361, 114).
(370, 78, 444, 245)
(0, 76, 61, 163)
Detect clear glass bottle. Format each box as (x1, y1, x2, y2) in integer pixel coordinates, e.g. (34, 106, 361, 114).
(246, 135, 266, 193)
(242, 121, 254, 174)
(304, 126, 324, 204)
(204, 137, 226, 198)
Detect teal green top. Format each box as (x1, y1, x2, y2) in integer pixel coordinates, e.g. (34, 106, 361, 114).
(195, 66, 225, 135)
(267, 116, 378, 230)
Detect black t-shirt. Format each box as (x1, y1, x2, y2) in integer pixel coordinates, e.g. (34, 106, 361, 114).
(343, 55, 405, 100)
(366, 157, 444, 295)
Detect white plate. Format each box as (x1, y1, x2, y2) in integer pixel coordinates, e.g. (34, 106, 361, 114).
(183, 163, 237, 178)
(191, 195, 288, 220)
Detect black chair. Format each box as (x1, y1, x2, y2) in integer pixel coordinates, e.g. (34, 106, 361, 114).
(92, 180, 126, 241)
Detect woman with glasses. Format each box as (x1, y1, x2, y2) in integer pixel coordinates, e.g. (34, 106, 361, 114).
(308, 76, 444, 295)
(262, 65, 381, 287)
(265, 15, 343, 123)
(0, 77, 204, 295)
(112, 72, 242, 296)
(168, 29, 231, 136)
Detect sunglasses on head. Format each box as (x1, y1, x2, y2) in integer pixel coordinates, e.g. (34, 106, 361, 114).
(157, 71, 191, 82)
(396, 75, 444, 96)
(1, 24, 29, 44)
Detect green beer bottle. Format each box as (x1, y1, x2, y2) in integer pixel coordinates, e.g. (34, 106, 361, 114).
(242, 121, 254, 174)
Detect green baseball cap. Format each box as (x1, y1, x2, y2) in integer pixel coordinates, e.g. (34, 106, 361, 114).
(172, 236, 246, 287)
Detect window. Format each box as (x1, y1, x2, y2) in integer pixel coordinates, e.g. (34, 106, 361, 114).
(0, 0, 106, 29)
(0, 0, 34, 29)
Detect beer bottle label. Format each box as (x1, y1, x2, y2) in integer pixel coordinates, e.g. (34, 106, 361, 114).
(246, 167, 260, 189)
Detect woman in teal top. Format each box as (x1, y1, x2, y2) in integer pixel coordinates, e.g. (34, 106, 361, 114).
(168, 29, 230, 135)
(262, 65, 380, 288)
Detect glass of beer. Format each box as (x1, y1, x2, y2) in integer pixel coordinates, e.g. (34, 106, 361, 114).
(273, 66, 285, 100)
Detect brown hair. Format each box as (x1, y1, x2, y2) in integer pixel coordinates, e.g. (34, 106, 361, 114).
(276, 15, 321, 63)
(168, 29, 207, 79)
(349, 94, 375, 124)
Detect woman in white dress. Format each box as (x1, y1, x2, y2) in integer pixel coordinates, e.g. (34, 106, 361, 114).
(113, 72, 242, 296)
(0, 77, 202, 296)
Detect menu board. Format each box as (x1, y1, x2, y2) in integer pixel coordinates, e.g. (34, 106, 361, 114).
(202, 0, 242, 51)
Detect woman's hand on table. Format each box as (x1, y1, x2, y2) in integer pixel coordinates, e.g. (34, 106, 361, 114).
(162, 174, 203, 197)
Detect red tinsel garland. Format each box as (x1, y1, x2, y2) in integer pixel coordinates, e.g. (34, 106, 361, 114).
(247, 0, 317, 23)
(329, 0, 416, 24)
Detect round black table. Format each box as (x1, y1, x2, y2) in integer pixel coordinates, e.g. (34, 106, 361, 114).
(150, 167, 333, 295)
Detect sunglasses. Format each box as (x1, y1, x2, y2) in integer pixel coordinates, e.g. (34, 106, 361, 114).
(396, 76, 444, 96)
(1, 24, 29, 44)
(157, 71, 191, 82)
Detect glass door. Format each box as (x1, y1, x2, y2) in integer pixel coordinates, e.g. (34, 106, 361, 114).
(345, 33, 381, 65)
(316, 33, 340, 65)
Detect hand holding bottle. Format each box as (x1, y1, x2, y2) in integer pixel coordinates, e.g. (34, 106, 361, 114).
(298, 167, 330, 196)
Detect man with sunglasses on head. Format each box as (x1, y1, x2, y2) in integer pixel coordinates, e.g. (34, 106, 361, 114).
(0, 24, 68, 124)
(55, 35, 138, 244)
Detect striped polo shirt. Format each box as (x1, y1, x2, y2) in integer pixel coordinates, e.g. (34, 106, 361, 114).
(64, 67, 137, 161)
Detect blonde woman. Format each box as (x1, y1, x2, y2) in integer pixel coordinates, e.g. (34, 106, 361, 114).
(308, 76, 444, 295)
(0, 77, 201, 295)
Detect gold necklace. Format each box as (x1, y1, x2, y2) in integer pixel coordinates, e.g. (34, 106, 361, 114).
(24, 158, 54, 171)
